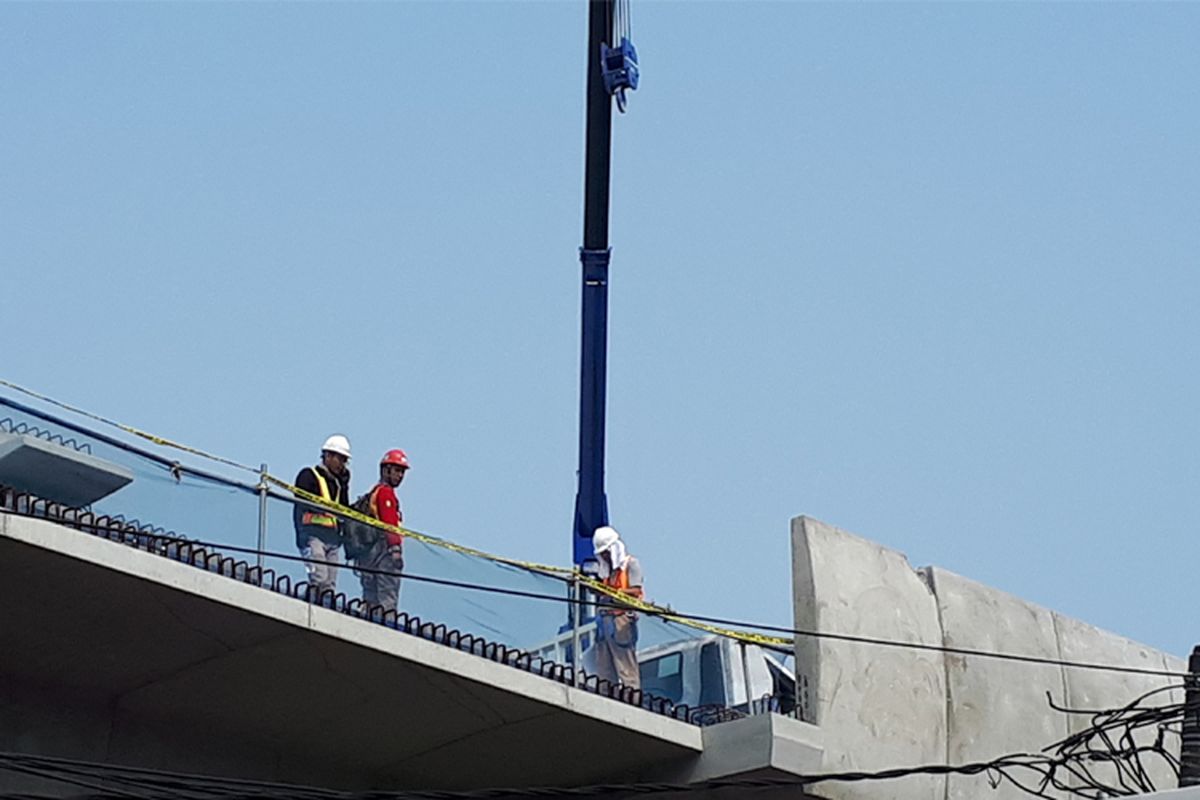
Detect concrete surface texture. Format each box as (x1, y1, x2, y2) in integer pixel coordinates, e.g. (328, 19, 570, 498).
(1053, 613, 1184, 793)
(0, 512, 826, 798)
(1141, 787, 1200, 799)
(792, 515, 1185, 800)
(0, 431, 132, 507)
(0, 513, 699, 796)
(791, 516, 948, 800)
(685, 712, 825, 783)
(923, 565, 1069, 800)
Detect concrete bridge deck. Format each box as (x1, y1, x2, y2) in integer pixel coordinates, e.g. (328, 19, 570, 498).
(0, 512, 822, 797)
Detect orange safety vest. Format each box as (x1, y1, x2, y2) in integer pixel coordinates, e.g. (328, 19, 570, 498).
(300, 467, 339, 529)
(601, 565, 643, 614)
(607, 568, 630, 591)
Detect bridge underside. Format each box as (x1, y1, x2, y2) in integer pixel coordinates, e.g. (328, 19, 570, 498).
(0, 513, 705, 796)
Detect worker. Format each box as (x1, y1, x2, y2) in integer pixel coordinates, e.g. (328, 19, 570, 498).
(351, 448, 409, 613)
(292, 434, 352, 599)
(591, 525, 644, 690)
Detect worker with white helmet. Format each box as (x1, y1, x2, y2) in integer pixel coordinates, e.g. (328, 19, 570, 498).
(292, 434, 353, 601)
(591, 525, 644, 690)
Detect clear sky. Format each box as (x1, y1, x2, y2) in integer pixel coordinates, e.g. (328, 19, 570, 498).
(2, 2, 1197, 656)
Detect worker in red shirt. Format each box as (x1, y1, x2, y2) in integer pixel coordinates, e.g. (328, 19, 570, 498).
(354, 449, 409, 613)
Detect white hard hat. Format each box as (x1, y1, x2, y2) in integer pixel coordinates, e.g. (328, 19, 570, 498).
(321, 434, 352, 459)
(593, 525, 620, 556)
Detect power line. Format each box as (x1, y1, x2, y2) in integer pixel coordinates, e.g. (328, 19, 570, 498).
(151, 535, 1199, 679)
(2, 390, 1188, 679)
(0, 729, 1187, 800)
(0, 749, 1106, 800)
(0, 395, 257, 491)
(0, 380, 258, 474)
(1, 692, 1189, 799)
(10, 511, 1191, 681)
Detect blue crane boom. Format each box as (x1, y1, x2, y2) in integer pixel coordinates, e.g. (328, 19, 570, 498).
(572, 0, 637, 568)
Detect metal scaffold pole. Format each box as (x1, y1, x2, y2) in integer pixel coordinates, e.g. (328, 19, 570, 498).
(256, 462, 268, 569)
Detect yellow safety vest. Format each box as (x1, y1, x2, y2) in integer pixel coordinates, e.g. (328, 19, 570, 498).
(300, 467, 339, 528)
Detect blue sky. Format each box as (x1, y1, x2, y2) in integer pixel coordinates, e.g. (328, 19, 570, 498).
(2, 2, 1198, 656)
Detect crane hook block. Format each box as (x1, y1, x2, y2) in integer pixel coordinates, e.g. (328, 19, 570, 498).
(601, 37, 639, 112)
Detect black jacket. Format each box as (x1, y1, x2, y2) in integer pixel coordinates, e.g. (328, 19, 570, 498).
(292, 464, 351, 549)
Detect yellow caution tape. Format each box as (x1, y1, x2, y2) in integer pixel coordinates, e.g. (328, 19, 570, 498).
(271, 473, 792, 647)
(0, 378, 259, 474)
(1, 378, 792, 649)
(267, 474, 574, 576)
(582, 573, 792, 648)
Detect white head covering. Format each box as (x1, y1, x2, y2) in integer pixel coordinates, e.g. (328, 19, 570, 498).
(593, 525, 628, 579)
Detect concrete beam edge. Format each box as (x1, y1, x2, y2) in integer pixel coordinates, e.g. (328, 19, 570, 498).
(1, 514, 703, 751)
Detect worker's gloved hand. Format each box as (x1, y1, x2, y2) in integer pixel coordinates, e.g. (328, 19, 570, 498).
(389, 545, 404, 571)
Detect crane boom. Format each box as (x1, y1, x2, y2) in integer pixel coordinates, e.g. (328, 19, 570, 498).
(572, 0, 618, 567)
(571, 0, 638, 568)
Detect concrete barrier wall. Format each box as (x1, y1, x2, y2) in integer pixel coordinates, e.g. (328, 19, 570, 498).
(791, 515, 1184, 800)
(923, 566, 1070, 800)
(791, 516, 947, 800)
(1054, 614, 1185, 794)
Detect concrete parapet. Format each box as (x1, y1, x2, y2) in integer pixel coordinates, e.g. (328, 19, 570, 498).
(791, 516, 947, 800)
(1054, 613, 1185, 794)
(792, 515, 1184, 800)
(923, 566, 1069, 800)
(1140, 787, 1200, 799)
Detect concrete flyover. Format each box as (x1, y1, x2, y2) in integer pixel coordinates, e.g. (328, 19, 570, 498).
(792, 515, 1186, 800)
(0, 512, 823, 798)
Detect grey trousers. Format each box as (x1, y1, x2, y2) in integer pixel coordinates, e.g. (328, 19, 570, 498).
(302, 536, 340, 598)
(594, 638, 640, 689)
(359, 543, 403, 613)
(594, 614, 640, 689)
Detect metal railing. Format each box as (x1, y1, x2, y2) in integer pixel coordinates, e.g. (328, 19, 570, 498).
(0, 483, 781, 726)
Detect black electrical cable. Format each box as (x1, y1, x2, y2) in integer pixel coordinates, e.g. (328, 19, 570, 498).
(154, 536, 1200, 679)
(0, 753, 321, 799)
(0, 396, 259, 493)
(4, 393, 1187, 679)
(0, 747, 1163, 800)
(0, 697, 1193, 798)
(8, 511, 1191, 681)
(0, 394, 1191, 681)
(0, 758, 149, 799)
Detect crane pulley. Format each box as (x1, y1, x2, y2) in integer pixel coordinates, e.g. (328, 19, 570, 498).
(601, 0, 638, 113)
(601, 38, 639, 113)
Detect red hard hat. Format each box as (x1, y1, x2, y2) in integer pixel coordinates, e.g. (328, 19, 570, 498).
(380, 449, 410, 469)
